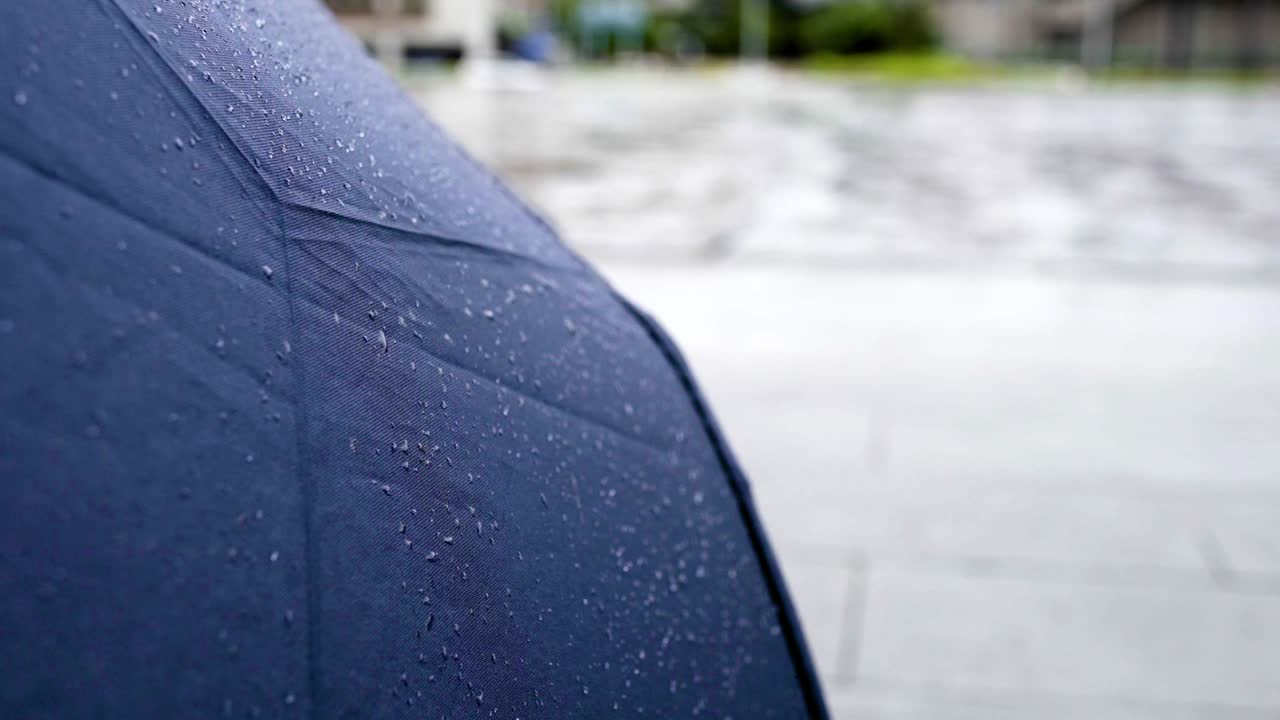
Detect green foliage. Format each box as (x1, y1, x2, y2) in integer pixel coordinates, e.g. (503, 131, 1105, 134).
(549, 0, 587, 51)
(637, 0, 806, 58)
(682, 0, 744, 56)
(550, 0, 939, 60)
(639, 0, 937, 59)
(802, 51, 996, 83)
(798, 1, 936, 56)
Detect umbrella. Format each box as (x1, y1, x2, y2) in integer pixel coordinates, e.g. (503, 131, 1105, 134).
(0, 1, 827, 717)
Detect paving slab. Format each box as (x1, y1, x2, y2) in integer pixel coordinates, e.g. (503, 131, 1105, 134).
(827, 685, 1280, 720)
(857, 566, 1280, 709)
(603, 262, 1280, 718)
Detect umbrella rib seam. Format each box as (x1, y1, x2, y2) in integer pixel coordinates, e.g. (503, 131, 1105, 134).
(282, 200, 583, 275)
(0, 149, 275, 292)
(92, 6, 322, 706)
(99, 0, 287, 243)
(280, 230, 322, 720)
(0, 156, 663, 460)
(615, 294, 833, 720)
(104, 0, 563, 279)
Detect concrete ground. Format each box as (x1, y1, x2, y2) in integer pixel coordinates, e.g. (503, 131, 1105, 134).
(602, 263, 1280, 719)
(415, 68, 1280, 718)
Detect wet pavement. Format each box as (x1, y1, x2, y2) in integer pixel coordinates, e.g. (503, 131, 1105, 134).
(418, 68, 1280, 276)
(415, 68, 1280, 718)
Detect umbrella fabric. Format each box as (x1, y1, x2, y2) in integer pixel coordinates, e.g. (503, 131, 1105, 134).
(0, 1, 827, 717)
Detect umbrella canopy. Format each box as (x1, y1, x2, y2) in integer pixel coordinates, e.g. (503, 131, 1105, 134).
(0, 1, 827, 717)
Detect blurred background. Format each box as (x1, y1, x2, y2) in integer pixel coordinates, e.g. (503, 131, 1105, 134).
(327, 1, 1279, 717)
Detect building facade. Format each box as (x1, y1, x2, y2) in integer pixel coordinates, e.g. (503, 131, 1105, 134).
(933, 0, 1280, 68)
(324, 0, 498, 66)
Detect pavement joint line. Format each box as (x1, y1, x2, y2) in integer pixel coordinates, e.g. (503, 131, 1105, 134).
(1195, 529, 1237, 589)
(584, 251, 1280, 288)
(750, 469, 1280, 503)
(832, 555, 870, 686)
(842, 677, 1280, 717)
(809, 481, 1280, 504)
(776, 544, 1280, 596)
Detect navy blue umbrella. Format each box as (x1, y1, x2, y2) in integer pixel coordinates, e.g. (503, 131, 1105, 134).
(0, 1, 827, 717)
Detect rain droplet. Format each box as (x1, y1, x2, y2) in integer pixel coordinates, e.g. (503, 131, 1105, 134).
(13, 90, 28, 106)
(261, 265, 273, 279)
